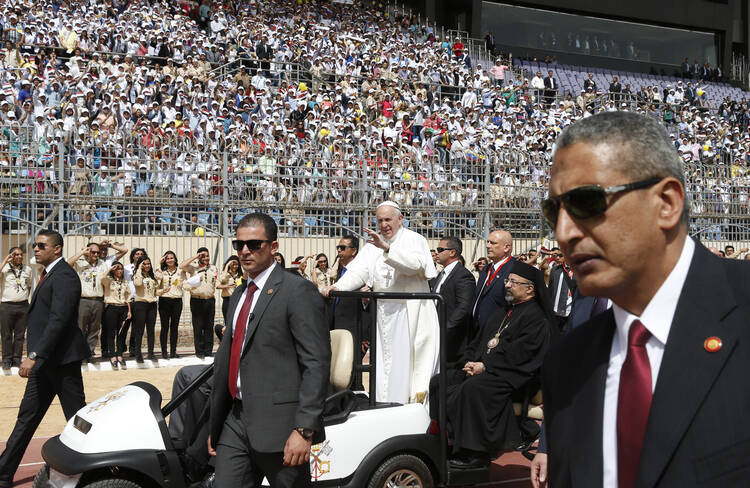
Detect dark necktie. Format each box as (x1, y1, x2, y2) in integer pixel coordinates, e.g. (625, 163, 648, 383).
(617, 320, 652, 488)
(591, 297, 608, 317)
(228, 281, 258, 399)
(37, 269, 47, 288)
(333, 267, 346, 311)
(432, 270, 444, 292)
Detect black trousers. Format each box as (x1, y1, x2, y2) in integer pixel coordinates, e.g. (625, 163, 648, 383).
(102, 304, 128, 358)
(159, 297, 183, 355)
(222, 296, 231, 322)
(0, 361, 85, 484)
(0, 301, 27, 363)
(190, 297, 215, 356)
(132, 301, 157, 358)
(215, 402, 310, 487)
(445, 326, 468, 367)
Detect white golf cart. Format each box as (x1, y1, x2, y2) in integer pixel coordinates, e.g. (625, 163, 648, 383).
(34, 291, 541, 488)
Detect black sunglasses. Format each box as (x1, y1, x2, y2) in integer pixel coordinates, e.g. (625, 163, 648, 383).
(336, 245, 353, 251)
(542, 176, 663, 228)
(32, 242, 53, 249)
(231, 239, 272, 251)
(435, 247, 455, 253)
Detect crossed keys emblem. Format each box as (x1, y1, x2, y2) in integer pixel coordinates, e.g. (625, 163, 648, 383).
(86, 390, 127, 413)
(310, 440, 332, 480)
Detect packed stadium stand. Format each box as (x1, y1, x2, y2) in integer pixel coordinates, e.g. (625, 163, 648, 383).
(0, 0, 749, 247)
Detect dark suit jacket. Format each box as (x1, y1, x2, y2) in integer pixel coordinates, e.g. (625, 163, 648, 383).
(471, 257, 515, 335)
(543, 242, 750, 487)
(583, 79, 596, 92)
(27, 259, 88, 368)
(210, 264, 331, 452)
(543, 76, 557, 90)
(329, 266, 371, 343)
(436, 262, 475, 331)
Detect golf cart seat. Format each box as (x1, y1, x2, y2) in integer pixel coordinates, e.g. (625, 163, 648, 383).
(323, 330, 357, 425)
(513, 388, 543, 420)
(330, 329, 354, 391)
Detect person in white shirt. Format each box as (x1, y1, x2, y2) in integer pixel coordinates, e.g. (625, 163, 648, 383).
(322, 201, 440, 405)
(0, 248, 32, 369)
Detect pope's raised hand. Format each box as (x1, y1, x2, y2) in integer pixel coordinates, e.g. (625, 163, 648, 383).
(364, 228, 389, 251)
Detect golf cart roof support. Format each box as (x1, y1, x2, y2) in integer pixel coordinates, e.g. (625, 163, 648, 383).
(161, 363, 215, 418)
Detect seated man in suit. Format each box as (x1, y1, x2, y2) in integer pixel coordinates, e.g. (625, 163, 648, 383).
(431, 235, 475, 364)
(542, 111, 750, 487)
(329, 236, 371, 389)
(430, 261, 553, 469)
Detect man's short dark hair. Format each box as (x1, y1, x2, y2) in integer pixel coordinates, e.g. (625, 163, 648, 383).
(341, 236, 359, 250)
(8, 246, 22, 254)
(442, 235, 462, 256)
(37, 229, 63, 248)
(725, 245, 735, 253)
(237, 213, 278, 241)
(87, 242, 100, 249)
(197, 247, 210, 254)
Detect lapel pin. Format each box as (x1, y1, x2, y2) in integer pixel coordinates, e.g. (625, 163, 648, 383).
(704, 336, 722, 353)
(267, 289, 273, 294)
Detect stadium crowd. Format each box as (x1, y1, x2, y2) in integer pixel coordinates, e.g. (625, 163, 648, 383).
(0, 0, 747, 242)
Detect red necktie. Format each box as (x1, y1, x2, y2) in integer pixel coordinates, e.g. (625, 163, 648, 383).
(617, 320, 653, 488)
(228, 282, 258, 399)
(37, 269, 47, 287)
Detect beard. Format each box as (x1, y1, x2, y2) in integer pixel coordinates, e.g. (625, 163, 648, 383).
(504, 291, 514, 303)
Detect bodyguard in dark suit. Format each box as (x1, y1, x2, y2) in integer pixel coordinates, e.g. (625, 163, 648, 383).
(432, 236, 475, 364)
(210, 213, 330, 487)
(541, 111, 750, 487)
(547, 254, 576, 331)
(329, 236, 370, 338)
(471, 230, 515, 340)
(530, 289, 609, 487)
(0, 230, 88, 487)
(330, 236, 370, 389)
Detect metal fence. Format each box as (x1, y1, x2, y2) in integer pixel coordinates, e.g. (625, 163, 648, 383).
(2, 132, 749, 249)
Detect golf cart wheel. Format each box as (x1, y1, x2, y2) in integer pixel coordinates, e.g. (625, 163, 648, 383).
(32, 465, 48, 488)
(367, 454, 434, 488)
(80, 480, 143, 488)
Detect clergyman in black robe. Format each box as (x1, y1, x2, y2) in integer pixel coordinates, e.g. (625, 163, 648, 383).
(430, 260, 554, 469)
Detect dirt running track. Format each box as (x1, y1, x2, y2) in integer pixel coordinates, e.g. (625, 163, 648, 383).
(0, 361, 533, 488)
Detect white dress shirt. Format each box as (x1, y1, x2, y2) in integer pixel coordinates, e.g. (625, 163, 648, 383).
(435, 260, 458, 293)
(231, 262, 276, 400)
(44, 256, 64, 274)
(602, 237, 695, 487)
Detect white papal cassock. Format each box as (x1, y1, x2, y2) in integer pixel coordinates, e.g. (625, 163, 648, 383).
(334, 226, 440, 404)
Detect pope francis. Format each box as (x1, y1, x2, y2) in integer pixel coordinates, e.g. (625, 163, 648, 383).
(322, 201, 440, 404)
